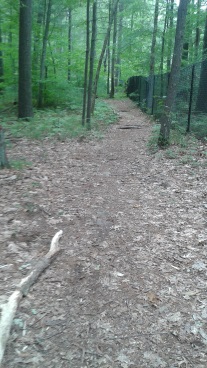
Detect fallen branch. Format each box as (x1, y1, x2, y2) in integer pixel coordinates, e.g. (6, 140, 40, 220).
(118, 125, 143, 129)
(0, 230, 63, 367)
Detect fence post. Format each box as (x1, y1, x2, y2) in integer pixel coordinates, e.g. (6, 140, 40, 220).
(146, 75, 154, 112)
(151, 75, 155, 115)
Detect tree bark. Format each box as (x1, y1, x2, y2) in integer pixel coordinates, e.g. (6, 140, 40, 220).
(158, 0, 189, 147)
(18, 0, 33, 118)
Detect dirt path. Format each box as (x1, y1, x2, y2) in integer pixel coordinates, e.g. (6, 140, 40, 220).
(1, 98, 207, 368)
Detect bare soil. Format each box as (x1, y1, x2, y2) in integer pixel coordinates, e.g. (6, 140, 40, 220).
(1, 98, 207, 368)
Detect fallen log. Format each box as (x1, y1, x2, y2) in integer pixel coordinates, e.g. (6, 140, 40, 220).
(0, 230, 63, 367)
(118, 125, 143, 129)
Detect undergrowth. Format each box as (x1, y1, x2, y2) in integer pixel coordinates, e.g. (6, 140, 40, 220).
(0, 100, 118, 141)
(147, 121, 204, 166)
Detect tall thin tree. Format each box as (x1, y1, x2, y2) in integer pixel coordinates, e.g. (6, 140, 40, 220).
(91, 0, 119, 113)
(68, 7, 72, 81)
(158, 0, 189, 146)
(107, 0, 112, 95)
(82, 0, 90, 126)
(0, 17, 4, 93)
(18, 0, 33, 118)
(115, 0, 124, 88)
(147, 0, 159, 111)
(167, 0, 175, 71)
(86, 0, 97, 129)
(195, 8, 207, 113)
(38, 0, 52, 108)
(110, 0, 118, 98)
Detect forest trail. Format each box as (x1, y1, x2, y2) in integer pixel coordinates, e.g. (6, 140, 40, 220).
(1, 98, 207, 368)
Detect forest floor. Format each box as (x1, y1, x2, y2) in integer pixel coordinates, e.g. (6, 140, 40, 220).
(1, 98, 207, 368)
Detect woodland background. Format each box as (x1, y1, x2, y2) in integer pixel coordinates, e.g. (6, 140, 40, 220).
(0, 0, 207, 162)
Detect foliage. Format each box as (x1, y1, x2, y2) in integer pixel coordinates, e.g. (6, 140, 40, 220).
(93, 100, 118, 128)
(10, 159, 32, 170)
(148, 118, 199, 158)
(0, 0, 207, 145)
(0, 100, 118, 142)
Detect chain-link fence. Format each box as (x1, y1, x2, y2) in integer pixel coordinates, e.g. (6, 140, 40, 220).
(126, 59, 207, 138)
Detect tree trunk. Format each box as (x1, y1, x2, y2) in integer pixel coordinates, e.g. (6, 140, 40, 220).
(107, 0, 112, 95)
(18, 0, 33, 118)
(115, 0, 124, 88)
(86, 0, 97, 130)
(91, 0, 119, 114)
(0, 18, 4, 94)
(194, 0, 201, 60)
(38, 0, 52, 108)
(110, 0, 118, 98)
(8, 5, 16, 86)
(147, 0, 159, 111)
(160, 2, 168, 96)
(158, 0, 189, 147)
(167, 0, 175, 71)
(82, 0, 90, 126)
(68, 7, 72, 81)
(195, 9, 207, 113)
(33, 0, 45, 79)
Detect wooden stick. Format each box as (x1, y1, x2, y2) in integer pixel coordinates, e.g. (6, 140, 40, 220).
(0, 230, 63, 367)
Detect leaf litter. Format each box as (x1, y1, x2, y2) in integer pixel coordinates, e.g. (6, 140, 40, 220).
(0, 98, 207, 367)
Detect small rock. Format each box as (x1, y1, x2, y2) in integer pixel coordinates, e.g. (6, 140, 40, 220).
(8, 242, 19, 253)
(192, 261, 206, 271)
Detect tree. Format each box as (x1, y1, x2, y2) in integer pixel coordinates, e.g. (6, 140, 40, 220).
(167, 0, 175, 71)
(147, 0, 159, 111)
(0, 17, 4, 93)
(91, 0, 119, 113)
(86, 0, 97, 129)
(195, 8, 207, 113)
(38, 0, 52, 108)
(110, 0, 118, 98)
(158, 0, 189, 147)
(115, 0, 124, 88)
(68, 7, 72, 81)
(82, 0, 90, 126)
(106, 0, 112, 94)
(18, 0, 33, 118)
